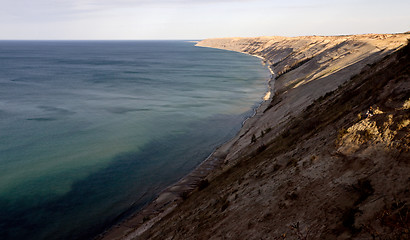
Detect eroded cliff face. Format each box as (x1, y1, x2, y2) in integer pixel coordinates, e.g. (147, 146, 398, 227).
(136, 37, 409, 240)
(99, 34, 409, 240)
(197, 35, 406, 89)
(196, 34, 408, 167)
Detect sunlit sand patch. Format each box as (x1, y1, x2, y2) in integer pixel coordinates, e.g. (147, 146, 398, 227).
(263, 91, 271, 100)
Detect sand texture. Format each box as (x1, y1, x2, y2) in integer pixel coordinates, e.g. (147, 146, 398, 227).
(98, 33, 409, 240)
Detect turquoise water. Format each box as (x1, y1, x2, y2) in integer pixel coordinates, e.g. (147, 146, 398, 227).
(0, 41, 269, 239)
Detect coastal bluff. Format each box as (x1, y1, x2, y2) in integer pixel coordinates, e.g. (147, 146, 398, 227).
(98, 34, 409, 240)
(195, 34, 408, 165)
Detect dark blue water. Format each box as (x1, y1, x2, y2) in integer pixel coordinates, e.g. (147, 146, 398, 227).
(0, 41, 269, 239)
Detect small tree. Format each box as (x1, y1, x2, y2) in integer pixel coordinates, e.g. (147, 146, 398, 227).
(251, 134, 256, 143)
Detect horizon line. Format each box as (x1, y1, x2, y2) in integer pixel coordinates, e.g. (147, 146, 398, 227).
(1, 31, 408, 41)
(0, 39, 203, 41)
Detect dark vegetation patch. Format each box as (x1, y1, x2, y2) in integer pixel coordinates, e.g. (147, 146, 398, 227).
(198, 179, 209, 191)
(362, 199, 410, 239)
(353, 179, 375, 205)
(251, 134, 256, 143)
(221, 200, 230, 212)
(256, 144, 267, 154)
(180, 191, 190, 200)
(341, 178, 375, 234)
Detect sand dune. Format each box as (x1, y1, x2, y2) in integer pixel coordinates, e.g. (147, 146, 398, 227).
(98, 33, 409, 240)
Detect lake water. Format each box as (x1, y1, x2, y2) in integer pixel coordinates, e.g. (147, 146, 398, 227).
(0, 41, 269, 239)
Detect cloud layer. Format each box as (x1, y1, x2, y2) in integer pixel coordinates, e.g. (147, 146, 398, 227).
(1, 0, 409, 39)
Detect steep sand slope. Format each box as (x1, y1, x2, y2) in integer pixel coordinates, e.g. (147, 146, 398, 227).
(98, 34, 409, 240)
(137, 37, 409, 240)
(196, 34, 408, 167)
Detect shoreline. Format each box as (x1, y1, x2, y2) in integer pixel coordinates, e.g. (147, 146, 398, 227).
(97, 33, 409, 240)
(96, 48, 274, 240)
(132, 37, 410, 239)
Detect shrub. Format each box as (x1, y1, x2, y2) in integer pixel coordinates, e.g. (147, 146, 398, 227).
(256, 144, 267, 153)
(198, 179, 209, 191)
(251, 134, 256, 143)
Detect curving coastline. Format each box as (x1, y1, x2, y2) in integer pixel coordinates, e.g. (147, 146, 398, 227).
(96, 45, 273, 240)
(97, 33, 409, 240)
(194, 34, 408, 166)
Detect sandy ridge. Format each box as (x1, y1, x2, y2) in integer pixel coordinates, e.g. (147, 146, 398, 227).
(97, 33, 409, 240)
(195, 33, 408, 168)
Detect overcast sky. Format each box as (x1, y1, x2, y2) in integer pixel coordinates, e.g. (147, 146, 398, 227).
(1, 0, 409, 40)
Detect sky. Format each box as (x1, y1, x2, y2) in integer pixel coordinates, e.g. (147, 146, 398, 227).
(0, 0, 409, 40)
